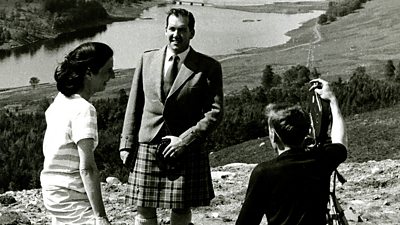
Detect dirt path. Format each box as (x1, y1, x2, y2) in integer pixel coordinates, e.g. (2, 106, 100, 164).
(306, 22, 322, 68)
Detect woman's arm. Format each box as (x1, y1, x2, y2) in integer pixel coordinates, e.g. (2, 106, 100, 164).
(77, 138, 110, 224)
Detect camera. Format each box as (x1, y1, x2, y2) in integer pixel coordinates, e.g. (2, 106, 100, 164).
(306, 81, 332, 151)
(307, 81, 347, 184)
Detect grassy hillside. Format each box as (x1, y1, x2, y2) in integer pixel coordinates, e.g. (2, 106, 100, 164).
(215, 1, 328, 14)
(1, 0, 398, 158)
(0, 69, 134, 113)
(219, 0, 400, 93)
(210, 102, 400, 167)
(1, 0, 400, 193)
(2, 0, 396, 103)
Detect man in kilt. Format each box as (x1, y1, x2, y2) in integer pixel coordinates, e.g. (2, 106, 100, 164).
(119, 8, 224, 225)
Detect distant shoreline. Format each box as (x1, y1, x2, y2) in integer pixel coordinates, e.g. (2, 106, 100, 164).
(0, 0, 327, 92)
(0, 0, 326, 51)
(215, 1, 327, 14)
(0, 0, 166, 51)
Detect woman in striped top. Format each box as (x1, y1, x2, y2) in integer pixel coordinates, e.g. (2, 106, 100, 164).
(41, 42, 114, 225)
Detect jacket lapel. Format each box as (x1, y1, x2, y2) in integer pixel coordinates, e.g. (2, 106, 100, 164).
(167, 48, 196, 99)
(149, 46, 166, 101)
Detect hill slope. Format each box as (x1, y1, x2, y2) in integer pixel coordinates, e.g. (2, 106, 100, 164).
(210, 102, 400, 167)
(220, 0, 400, 93)
(1, 0, 398, 108)
(2, 90, 400, 225)
(1, 1, 400, 224)
(2, 159, 399, 225)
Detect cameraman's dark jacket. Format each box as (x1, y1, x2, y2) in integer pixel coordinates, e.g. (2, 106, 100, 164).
(236, 143, 347, 225)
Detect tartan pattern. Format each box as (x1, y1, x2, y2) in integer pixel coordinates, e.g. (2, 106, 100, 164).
(126, 143, 214, 209)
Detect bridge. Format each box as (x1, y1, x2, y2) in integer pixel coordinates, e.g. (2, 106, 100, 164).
(172, 0, 210, 6)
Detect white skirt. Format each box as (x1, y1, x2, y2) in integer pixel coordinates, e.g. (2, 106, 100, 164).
(42, 187, 95, 225)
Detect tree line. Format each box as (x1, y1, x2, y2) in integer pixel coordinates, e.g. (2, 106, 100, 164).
(43, 0, 109, 30)
(318, 0, 372, 25)
(0, 0, 152, 47)
(384, 60, 400, 82)
(206, 64, 400, 151)
(1, 61, 400, 193)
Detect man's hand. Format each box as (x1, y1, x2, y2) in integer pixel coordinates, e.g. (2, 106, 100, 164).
(120, 149, 131, 165)
(162, 136, 186, 159)
(309, 78, 336, 102)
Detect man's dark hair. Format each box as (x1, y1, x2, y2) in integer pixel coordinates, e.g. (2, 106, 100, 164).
(265, 103, 311, 146)
(166, 8, 195, 31)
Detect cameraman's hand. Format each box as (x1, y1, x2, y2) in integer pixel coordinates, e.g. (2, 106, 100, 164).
(311, 78, 347, 147)
(309, 78, 336, 102)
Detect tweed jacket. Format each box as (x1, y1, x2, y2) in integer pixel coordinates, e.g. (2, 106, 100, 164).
(119, 46, 223, 150)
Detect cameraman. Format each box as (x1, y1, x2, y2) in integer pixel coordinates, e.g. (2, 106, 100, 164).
(236, 78, 347, 225)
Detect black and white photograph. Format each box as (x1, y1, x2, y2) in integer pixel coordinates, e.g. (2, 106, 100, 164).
(0, 0, 399, 224)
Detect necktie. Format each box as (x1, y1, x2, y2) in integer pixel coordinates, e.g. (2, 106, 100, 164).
(163, 55, 179, 101)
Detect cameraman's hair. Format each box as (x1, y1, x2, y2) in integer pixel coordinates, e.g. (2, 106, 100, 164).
(265, 103, 310, 146)
(166, 8, 195, 31)
(54, 42, 113, 97)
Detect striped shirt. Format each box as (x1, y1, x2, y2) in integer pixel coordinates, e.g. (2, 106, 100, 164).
(41, 93, 98, 193)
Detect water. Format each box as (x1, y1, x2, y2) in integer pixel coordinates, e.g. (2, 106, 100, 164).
(208, 0, 322, 6)
(0, 3, 323, 89)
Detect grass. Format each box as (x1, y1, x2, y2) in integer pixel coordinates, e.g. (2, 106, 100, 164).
(219, 0, 400, 93)
(0, 69, 134, 113)
(4, 0, 397, 97)
(215, 1, 328, 14)
(3, 0, 398, 94)
(1, 0, 399, 165)
(210, 103, 400, 167)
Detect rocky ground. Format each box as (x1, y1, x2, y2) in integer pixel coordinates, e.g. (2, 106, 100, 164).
(1, 159, 400, 225)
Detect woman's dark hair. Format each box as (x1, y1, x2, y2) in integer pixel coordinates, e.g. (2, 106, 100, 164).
(54, 42, 113, 97)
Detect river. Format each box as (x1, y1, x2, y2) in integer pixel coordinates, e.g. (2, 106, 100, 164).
(0, 2, 324, 89)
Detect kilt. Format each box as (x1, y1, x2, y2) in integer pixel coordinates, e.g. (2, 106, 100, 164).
(126, 142, 214, 209)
